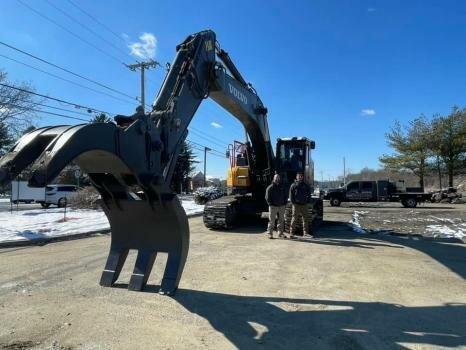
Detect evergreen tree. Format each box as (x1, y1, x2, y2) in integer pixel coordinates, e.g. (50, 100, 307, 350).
(0, 122, 13, 156)
(89, 113, 112, 123)
(431, 107, 466, 186)
(380, 116, 432, 189)
(171, 141, 197, 193)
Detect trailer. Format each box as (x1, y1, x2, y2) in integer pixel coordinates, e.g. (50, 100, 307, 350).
(11, 181, 45, 204)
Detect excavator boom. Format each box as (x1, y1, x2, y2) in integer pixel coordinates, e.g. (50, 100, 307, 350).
(0, 30, 275, 294)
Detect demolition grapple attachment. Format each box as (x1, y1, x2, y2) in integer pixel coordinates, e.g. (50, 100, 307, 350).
(0, 30, 221, 295)
(0, 118, 189, 295)
(0, 29, 274, 295)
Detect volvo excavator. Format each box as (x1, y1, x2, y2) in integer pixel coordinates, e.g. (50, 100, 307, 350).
(0, 30, 322, 295)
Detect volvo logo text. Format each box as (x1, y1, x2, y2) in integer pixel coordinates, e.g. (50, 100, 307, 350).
(229, 83, 248, 105)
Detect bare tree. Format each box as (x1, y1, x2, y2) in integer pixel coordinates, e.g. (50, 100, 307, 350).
(0, 69, 39, 135)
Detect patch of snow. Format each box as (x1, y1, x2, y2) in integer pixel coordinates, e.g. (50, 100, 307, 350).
(0, 197, 204, 244)
(425, 224, 466, 239)
(180, 199, 204, 216)
(349, 211, 368, 234)
(0, 198, 10, 203)
(0, 208, 109, 243)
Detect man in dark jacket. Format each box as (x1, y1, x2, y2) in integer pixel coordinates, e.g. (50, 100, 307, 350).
(289, 172, 312, 237)
(265, 174, 288, 239)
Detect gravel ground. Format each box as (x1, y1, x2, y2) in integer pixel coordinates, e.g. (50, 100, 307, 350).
(0, 203, 464, 350)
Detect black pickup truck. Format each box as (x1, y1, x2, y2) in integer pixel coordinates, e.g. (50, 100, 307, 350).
(324, 180, 432, 208)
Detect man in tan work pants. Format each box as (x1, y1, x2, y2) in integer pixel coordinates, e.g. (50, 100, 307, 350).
(265, 174, 288, 239)
(289, 172, 312, 238)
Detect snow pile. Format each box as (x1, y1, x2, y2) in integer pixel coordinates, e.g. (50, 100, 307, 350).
(349, 211, 368, 234)
(0, 208, 109, 243)
(425, 224, 466, 240)
(179, 195, 205, 216)
(193, 186, 223, 204)
(0, 197, 205, 244)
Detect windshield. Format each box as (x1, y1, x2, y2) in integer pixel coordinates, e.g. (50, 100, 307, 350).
(277, 142, 306, 171)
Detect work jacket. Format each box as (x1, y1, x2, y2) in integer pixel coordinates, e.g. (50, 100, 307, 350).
(265, 183, 288, 207)
(289, 181, 311, 205)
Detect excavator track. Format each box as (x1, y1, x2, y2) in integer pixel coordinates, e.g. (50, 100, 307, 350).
(203, 196, 239, 229)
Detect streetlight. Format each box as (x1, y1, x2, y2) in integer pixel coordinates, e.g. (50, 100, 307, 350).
(204, 146, 211, 187)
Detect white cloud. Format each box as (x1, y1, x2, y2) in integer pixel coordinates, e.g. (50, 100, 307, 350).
(210, 122, 223, 129)
(361, 109, 376, 116)
(128, 32, 157, 59)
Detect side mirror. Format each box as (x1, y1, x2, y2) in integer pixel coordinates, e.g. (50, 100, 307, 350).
(310, 141, 315, 150)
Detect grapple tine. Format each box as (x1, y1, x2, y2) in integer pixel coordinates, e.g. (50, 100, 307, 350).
(128, 250, 157, 291)
(160, 251, 184, 295)
(0, 126, 70, 186)
(100, 247, 130, 287)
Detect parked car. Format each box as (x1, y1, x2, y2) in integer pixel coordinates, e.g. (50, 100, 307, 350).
(37, 185, 79, 208)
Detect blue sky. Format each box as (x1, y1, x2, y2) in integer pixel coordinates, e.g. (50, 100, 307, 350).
(1, 0, 465, 180)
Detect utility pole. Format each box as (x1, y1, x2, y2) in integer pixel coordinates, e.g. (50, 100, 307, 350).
(204, 146, 211, 187)
(126, 59, 159, 112)
(343, 157, 346, 186)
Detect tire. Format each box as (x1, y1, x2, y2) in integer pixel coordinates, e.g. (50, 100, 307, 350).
(403, 198, 417, 208)
(41, 203, 51, 209)
(57, 197, 67, 208)
(330, 197, 341, 207)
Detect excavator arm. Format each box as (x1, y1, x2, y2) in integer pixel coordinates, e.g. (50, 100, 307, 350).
(0, 30, 273, 295)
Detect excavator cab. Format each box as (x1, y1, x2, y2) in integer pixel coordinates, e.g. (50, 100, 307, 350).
(275, 137, 315, 190)
(226, 141, 251, 195)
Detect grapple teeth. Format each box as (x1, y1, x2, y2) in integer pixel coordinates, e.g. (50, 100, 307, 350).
(100, 247, 129, 287)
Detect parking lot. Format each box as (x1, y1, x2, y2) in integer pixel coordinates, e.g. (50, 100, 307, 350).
(0, 202, 465, 349)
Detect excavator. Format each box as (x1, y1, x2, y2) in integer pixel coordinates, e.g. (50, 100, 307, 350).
(217, 136, 323, 233)
(0, 30, 322, 295)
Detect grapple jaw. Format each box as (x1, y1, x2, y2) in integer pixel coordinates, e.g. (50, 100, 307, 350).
(0, 118, 189, 295)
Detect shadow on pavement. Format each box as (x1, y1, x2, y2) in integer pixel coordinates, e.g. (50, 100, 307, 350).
(174, 290, 466, 349)
(309, 221, 466, 280)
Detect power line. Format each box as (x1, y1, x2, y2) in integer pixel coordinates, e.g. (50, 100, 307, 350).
(8, 103, 90, 122)
(189, 129, 229, 149)
(0, 40, 138, 101)
(43, 0, 130, 60)
(0, 53, 137, 105)
(32, 101, 100, 117)
(0, 82, 113, 115)
(189, 144, 226, 159)
(187, 140, 226, 156)
(190, 126, 233, 146)
(16, 0, 125, 65)
(66, 0, 128, 45)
